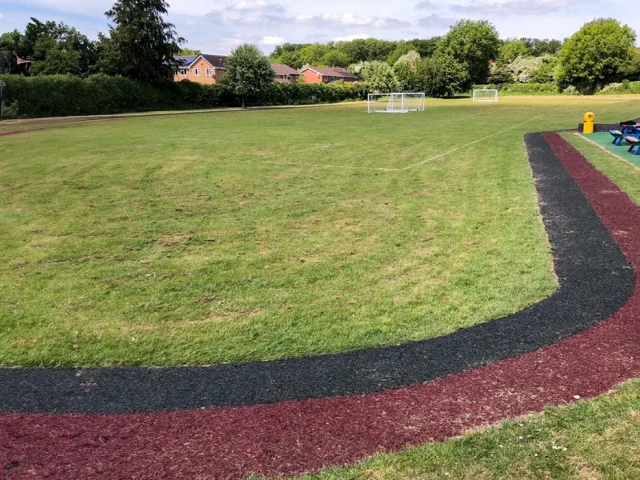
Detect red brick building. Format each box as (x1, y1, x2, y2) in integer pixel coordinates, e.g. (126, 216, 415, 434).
(271, 64, 300, 83)
(299, 66, 357, 84)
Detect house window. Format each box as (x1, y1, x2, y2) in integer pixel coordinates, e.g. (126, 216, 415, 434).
(206, 69, 213, 77)
(195, 68, 202, 76)
(179, 68, 188, 76)
(287, 74, 291, 80)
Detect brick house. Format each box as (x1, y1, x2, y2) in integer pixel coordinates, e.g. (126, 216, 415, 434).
(271, 64, 300, 83)
(299, 66, 357, 84)
(175, 54, 228, 84)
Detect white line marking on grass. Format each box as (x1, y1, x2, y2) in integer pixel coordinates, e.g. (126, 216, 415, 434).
(239, 143, 347, 163)
(262, 160, 396, 172)
(400, 115, 545, 171)
(240, 114, 546, 173)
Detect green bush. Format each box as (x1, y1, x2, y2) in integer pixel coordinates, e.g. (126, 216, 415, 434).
(0, 74, 368, 119)
(473, 83, 559, 95)
(596, 80, 640, 95)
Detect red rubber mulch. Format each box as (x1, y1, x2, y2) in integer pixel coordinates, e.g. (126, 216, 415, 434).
(2, 132, 640, 479)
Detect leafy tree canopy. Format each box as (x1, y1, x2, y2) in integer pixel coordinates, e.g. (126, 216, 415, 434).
(0, 18, 96, 76)
(360, 61, 398, 93)
(557, 18, 637, 92)
(225, 43, 274, 107)
(420, 54, 469, 98)
(178, 48, 200, 56)
(499, 40, 531, 64)
(437, 20, 500, 88)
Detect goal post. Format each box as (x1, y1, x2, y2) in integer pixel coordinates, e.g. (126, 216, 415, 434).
(472, 88, 499, 102)
(368, 93, 425, 113)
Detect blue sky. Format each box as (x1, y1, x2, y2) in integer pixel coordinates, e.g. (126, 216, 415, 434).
(0, 0, 635, 54)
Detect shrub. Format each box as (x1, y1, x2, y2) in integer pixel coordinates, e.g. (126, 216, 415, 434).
(473, 83, 559, 95)
(562, 85, 580, 96)
(596, 80, 640, 95)
(0, 74, 369, 119)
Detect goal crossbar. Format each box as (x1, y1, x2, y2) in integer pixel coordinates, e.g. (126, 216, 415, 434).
(368, 93, 425, 113)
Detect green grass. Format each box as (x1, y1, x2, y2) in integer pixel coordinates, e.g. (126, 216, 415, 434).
(576, 131, 640, 169)
(275, 132, 640, 480)
(280, 380, 640, 480)
(1, 97, 640, 367)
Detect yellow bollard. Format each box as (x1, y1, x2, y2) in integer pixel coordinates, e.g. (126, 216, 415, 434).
(583, 112, 595, 134)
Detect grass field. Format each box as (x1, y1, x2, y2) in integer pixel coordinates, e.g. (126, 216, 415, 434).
(1, 96, 640, 367)
(276, 125, 640, 480)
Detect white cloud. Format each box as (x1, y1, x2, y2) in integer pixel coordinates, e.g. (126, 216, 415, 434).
(417, 14, 456, 29)
(333, 33, 371, 42)
(295, 13, 410, 29)
(225, 1, 286, 14)
(203, 3, 410, 31)
(262, 35, 285, 45)
(415, 1, 437, 8)
(449, 0, 579, 16)
(0, 13, 4, 21)
(223, 36, 249, 46)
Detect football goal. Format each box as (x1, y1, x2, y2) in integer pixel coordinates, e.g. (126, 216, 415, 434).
(472, 89, 499, 102)
(368, 93, 425, 113)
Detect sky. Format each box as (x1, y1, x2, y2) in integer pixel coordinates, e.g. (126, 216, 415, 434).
(0, 0, 635, 54)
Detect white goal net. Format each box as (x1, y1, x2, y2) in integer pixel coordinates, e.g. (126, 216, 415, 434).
(368, 93, 425, 113)
(472, 89, 499, 102)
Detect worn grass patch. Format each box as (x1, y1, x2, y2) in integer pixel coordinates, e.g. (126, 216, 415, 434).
(1, 97, 639, 367)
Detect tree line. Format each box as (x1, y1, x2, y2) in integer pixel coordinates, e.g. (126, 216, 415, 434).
(1, 0, 639, 99)
(272, 19, 640, 96)
(0, 0, 183, 84)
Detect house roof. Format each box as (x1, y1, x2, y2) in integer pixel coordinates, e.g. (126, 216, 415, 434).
(176, 54, 228, 69)
(201, 54, 228, 69)
(300, 66, 357, 80)
(271, 63, 299, 76)
(329, 67, 357, 80)
(176, 56, 198, 67)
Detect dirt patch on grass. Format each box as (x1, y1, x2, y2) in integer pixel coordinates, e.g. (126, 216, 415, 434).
(156, 232, 194, 248)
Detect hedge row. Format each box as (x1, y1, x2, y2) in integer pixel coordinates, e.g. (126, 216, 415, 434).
(473, 83, 559, 95)
(0, 74, 370, 119)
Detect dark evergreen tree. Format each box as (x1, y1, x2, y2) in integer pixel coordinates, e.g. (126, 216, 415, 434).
(105, 0, 183, 84)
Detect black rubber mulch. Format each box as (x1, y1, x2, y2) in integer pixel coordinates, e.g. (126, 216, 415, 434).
(0, 132, 634, 414)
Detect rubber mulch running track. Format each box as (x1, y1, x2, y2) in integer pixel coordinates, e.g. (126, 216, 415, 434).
(1, 132, 640, 479)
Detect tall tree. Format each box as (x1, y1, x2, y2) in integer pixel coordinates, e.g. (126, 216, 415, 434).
(0, 30, 27, 74)
(557, 18, 636, 92)
(499, 40, 531, 64)
(105, 0, 183, 84)
(225, 44, 274, 108)
(270, 43, 308, 69)
(393, 51, 422, 91)
(419, 54, 469, 98)
(17, 18, 97, 76)
(407, 38, 441, 58)
(298, 44, 330, 66)
(337, 39, 369, 64)
(319, 50, 350, 67)
(437, 20, 500, 88)
(521, 38, 563, 56)
(360, 61, 398, 92)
